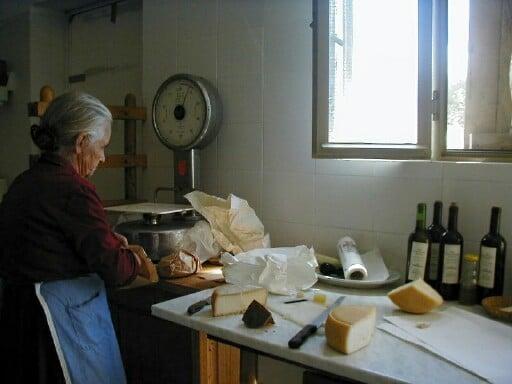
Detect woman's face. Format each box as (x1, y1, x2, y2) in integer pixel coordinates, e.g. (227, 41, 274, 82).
(76, 123, 111, 178)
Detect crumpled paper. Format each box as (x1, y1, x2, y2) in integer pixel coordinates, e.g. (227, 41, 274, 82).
(181, 221, 222, 263)
(220, 246, 318, 295)
(185, 191, 270, 255)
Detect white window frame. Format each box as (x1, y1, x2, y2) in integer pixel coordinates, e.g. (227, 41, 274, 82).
(313, 0, 512, 162)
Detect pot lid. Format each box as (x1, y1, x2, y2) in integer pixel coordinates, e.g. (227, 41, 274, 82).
(104, 202, 193, 215)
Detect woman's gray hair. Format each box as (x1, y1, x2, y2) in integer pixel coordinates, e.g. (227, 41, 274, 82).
(31, 91, 112, 152)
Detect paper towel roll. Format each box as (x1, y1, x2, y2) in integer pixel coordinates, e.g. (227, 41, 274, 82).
(0, 178, 6, 202)
(337, 236, 368, 280)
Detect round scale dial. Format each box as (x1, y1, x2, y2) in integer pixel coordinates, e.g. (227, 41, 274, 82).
(152, 74, 221, 151)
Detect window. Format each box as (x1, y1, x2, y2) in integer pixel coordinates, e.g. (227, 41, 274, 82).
(313, 0, 512, 161)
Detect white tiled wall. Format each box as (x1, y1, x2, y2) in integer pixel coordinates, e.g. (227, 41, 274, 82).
(142, 0, 512, 297)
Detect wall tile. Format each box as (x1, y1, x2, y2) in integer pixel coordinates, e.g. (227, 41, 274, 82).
(263, 70, 311, 124)
(218, 122, 262, 171)
(316, 159, 375, 177)
(443, 162, 512, 183)
(200, 138, 218, 170)
(442, 179, 491, 242)
(314, 225, 376, 258)
(176, 0, 217, 41)
(219, 0, 265, 30)
(263, 0, 312, 26)
(218, 74, 262, 124)
(262, 171, 315, 224)
(143, 166, 173, 203)
(177, 36, 218, 83)
(373, 177, 442, 234)
(263, 117, 315, 173)
(217, 169, 262, 215)
(219, 27, 263, 77)
(375, 232, 409, 281)
(199, 168, 218, 196)
(263, 220, 315, 248)
(373, 160, 443, 179)
(314, 175, 374, 231)
(263, 16, 312, 76)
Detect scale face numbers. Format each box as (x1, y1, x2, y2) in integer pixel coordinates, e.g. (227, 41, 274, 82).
(152, 74, 221, 151)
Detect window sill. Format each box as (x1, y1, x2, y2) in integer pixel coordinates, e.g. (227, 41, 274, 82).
(316, 143, 430, 160)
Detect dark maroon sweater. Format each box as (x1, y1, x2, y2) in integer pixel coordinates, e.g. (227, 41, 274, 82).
(0, 152, 139, 286)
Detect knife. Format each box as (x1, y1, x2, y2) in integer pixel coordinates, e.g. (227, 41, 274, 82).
(288, 295, 345, 349)
(187, 297, 211, 315)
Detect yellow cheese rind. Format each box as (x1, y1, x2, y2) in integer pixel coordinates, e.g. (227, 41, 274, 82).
(325, 305, 376, 354)
(387, 279, 443, 314)
(211, 285, 268, 317)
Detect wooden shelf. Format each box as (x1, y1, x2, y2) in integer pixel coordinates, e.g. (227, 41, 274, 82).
(28, 101, 146, 121)
(100, 154, 147, 169)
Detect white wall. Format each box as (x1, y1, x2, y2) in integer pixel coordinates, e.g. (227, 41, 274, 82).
(67, 0, 143, 201)
(142, 0, 512, 296)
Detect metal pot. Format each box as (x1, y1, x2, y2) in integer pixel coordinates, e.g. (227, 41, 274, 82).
(115, 212, 202, 262)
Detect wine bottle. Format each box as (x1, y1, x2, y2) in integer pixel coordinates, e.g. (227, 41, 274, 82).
(477, 207, 507, 301)
(406, 203, 431, 282)
(427, 201, 445, 287)
(438, 203, 463, 300)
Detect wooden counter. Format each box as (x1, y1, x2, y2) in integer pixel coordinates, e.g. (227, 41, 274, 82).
(107, 265, 226, 384)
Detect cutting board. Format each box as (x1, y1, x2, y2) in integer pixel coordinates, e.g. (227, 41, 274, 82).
(267, 290, 343, 330)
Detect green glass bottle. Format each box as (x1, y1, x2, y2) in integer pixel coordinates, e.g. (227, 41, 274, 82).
(406, 203, 431, 282)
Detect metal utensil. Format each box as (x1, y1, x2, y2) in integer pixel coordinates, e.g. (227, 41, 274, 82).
(187, 297, 212, 315)
(288, 295, 345, 349)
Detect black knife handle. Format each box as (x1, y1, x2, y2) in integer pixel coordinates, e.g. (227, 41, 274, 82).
(187, 300, 209, 315)
(288, 324, 318, 349)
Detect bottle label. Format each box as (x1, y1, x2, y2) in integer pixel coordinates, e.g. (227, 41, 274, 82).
(442, 244, 461, 284)
(429, 243, 440, 280)
(409, 241, 429, 280)
(478, 246, 497, 289)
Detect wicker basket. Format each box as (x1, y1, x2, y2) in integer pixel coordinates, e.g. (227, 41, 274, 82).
(481, 296, 512, 322)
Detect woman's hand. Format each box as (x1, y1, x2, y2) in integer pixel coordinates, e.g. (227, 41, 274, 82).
(113, 232, 129, 247)
(127, 245, 158, 282)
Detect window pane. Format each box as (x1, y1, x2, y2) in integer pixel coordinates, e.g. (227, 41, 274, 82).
(447, 0, 512, 151)
(329, 0, 418, 144)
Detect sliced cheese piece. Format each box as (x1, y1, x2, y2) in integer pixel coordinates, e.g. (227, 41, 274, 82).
(387, 279, 443, 314)
(325, 305, 376, 354)
(211, 284, 268, 317)
(242, 300, 274, 328)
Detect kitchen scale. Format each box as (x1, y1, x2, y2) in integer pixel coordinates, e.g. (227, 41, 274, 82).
(108, 74, 222, 261)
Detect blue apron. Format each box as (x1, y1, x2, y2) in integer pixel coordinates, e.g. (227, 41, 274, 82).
(35, 274, 126, 384)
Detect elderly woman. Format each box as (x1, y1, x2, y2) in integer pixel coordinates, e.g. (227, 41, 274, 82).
(0, 91, 144, 383)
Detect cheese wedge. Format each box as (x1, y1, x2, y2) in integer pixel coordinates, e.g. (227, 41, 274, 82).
(242, 300, 274, 328)
(211, 285, 268, 317)
(325, 305, 376, 354)
(387, 279, 443, 314)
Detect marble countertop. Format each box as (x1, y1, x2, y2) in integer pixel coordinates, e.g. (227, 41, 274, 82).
(151, 283, 483, 384)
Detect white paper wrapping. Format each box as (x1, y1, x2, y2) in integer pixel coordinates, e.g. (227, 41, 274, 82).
(378, 306, 512, 384)
(220, 246, 318, 295)
(185, 191, 270, 255)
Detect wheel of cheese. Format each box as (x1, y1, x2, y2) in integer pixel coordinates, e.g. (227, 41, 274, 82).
(325, 305, 376, 354)
(387, 279, 443, 314)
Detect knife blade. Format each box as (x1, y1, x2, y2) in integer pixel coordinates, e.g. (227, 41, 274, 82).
(288, 295, 345, 349)
(187, 297, 211, 315)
